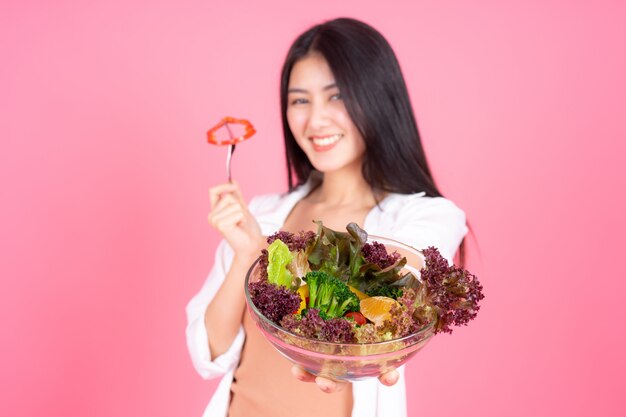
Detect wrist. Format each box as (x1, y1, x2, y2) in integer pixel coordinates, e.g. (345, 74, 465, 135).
(232, 237, 266, 268)
(232, 253, 258, 270)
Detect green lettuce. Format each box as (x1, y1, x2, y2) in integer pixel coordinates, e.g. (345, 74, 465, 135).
(308, 221, 418, 294)
(266, 239, 295, 289)
(307, 221, 367, 281)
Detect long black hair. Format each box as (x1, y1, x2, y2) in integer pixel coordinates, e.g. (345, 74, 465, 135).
(280, 17, 441, 198)
(279, 18, 467, 264)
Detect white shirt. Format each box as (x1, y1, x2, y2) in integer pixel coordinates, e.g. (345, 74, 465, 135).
(186, 180, 468, 417)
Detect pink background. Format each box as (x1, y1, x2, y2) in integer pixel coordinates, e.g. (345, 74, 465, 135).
(2, 1, 625, 416)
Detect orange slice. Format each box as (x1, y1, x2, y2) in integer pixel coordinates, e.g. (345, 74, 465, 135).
(359, 296, 399, 327)
(348, 285, 369, 301)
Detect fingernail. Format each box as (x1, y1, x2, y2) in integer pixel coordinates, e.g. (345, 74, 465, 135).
(386, 373, 398, 385)
(291, 367, 304, 380)
(320, 380, 335, 392)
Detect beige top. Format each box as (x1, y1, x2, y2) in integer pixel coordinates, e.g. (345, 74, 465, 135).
(228, 308, 353, 417)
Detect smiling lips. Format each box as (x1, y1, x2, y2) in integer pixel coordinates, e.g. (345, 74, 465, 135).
(310, 134, 343, 151)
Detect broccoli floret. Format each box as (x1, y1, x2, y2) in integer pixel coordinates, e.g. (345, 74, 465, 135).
(304, 271, 359, 319)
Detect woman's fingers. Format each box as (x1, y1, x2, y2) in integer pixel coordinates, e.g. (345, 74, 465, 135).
(207, 181, 264, 258)
(290, 365, 349, 393)
(377, 369, 399, 386)
(209, 196, 242, 223)
(291, 366, 398, 393)
(209, 195, 244, 226)
(209, 208, 245, 232)
(209, 181, 245, 209)
(209, 186, 237, 209)
(291, 365, 316, 383)
(227, 180, 246, 204)
(315, 376, 347, 393)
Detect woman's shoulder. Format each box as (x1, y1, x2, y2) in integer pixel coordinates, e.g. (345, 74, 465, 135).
(383, 192, 466, 221)
(377, 192, 467, 261)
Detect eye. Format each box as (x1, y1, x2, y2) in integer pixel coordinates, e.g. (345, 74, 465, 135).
(330, 93, 342, 101)
(289, 97, 309, 105)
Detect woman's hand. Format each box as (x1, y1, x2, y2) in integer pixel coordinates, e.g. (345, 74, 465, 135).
(290, 365, 399, 393)
(208, 181, 265, 260)
(204, 182, 265, 358)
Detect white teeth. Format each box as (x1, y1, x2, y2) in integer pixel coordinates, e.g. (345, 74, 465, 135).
(311, 134, 343, 146)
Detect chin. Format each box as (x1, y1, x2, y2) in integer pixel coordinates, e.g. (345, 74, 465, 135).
(308, 157, 363, 175)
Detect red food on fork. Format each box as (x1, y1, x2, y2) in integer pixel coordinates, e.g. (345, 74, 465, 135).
(206, 116, 256, 145)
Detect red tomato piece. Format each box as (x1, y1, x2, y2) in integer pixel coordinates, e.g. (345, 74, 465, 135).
(345, 312, 367, 325)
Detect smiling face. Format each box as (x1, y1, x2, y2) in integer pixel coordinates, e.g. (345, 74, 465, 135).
(286, 52, 366, 175)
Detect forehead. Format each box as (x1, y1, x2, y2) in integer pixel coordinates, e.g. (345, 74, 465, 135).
(288, 52, 336, 89)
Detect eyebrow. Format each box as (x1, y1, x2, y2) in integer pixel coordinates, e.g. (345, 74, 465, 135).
(287, 83, 337, 94)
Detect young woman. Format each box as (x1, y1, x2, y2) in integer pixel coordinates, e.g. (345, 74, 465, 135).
(186, 18, 467, 417)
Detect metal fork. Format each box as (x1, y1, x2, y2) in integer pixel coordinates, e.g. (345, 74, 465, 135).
(225, 122, 236, 183)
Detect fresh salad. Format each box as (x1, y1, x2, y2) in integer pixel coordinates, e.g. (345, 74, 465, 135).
(248, 221, 484, 344)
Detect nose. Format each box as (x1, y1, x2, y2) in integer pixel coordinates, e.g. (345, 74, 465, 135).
(308, 99, 331, 130)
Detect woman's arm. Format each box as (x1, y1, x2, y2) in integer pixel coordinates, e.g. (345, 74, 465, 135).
(203, 253, 259, 358)
(204, 182, 265, 359)
(186, 239, 244, 379)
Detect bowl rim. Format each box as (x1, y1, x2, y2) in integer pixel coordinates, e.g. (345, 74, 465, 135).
(244, 234, 436, 348)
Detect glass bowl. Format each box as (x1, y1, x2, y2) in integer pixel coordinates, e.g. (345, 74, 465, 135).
(244, 235, 435, 381)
